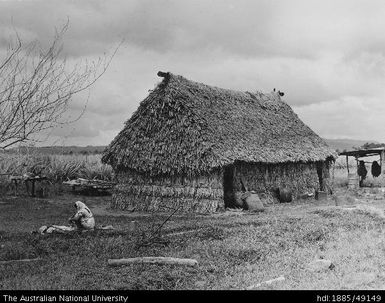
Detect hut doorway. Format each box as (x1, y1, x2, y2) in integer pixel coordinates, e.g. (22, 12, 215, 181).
(316, 162, 324, 191)
(223, 165, 235, 208)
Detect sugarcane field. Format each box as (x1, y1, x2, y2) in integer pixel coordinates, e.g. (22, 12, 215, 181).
(2, 0, 385, 300)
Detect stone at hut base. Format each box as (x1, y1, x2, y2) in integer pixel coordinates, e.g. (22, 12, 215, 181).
(245, 193, 265, 212)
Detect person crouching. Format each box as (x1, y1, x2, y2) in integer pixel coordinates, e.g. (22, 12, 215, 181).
(68, 201, 95, 230)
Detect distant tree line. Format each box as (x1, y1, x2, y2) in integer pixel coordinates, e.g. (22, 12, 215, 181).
(335, 142, 385, 154)
(64, 149, 103, 155)
(353, 142, 385, 150)
(4, 145, 106, 155)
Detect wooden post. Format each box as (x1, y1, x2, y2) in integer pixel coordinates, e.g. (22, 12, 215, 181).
(355, 157, 361, 187)
(346, 155, 349, 174)
(381, 150, 385, 174)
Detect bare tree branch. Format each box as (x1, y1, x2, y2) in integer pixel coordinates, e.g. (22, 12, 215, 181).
(0, 21, 119, 150)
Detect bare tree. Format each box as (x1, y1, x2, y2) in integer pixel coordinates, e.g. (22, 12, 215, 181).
(0, 22, 119, 150)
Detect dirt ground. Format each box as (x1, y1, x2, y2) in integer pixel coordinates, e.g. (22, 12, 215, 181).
(2, 187, 385, 290)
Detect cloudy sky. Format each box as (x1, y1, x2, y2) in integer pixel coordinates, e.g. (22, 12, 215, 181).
(2, 0, 385, 146)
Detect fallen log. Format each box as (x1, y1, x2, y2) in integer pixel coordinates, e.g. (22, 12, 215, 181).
(0, 258, 42, 265)
(246, 275, 285, 290)
(108, 257, 198, 267)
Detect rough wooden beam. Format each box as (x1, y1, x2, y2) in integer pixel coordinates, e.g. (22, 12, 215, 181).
(157, 71, 169, 78)
(346, 155, 349, 174)
(108, 257, 198, 267)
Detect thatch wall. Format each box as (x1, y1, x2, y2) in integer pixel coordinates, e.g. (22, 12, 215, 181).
(232, 161, 330, 201)
(112, 168, 224, 213)
(111, 160, 334, 212)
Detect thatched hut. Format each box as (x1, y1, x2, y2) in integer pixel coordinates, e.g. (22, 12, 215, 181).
(102, 72, 336, 212)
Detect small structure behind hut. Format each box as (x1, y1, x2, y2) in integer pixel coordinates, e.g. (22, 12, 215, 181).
(339, 148, 385, 189)
(102, 72, 337, 213)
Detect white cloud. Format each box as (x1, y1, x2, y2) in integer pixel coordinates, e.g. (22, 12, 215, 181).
(294, 96, 385, 142)
(2, 0, 385, 145)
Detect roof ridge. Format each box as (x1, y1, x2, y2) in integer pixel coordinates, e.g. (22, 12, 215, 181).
(102, 72, 337, 175)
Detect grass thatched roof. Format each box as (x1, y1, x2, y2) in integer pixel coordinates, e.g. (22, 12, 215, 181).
(102, 72, 336, 176)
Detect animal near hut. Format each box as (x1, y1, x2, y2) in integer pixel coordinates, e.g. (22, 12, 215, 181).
(102, 72, 337, 213)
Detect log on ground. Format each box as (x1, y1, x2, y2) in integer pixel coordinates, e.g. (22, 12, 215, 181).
(108, 257, 198, 267)
(0, 258, 43, 265)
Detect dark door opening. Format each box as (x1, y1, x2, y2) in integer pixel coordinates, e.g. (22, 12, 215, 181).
(223, 165, 235, 208)
(316, 162, 324, 191)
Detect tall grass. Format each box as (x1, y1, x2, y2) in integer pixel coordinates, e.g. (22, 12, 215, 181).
(333, 168, 349, 188)
(0, 153, 114, 186)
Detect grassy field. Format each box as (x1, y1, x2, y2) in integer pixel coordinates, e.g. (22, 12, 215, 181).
(2, 154, 385, 290)
(2, 188, 385, 290)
